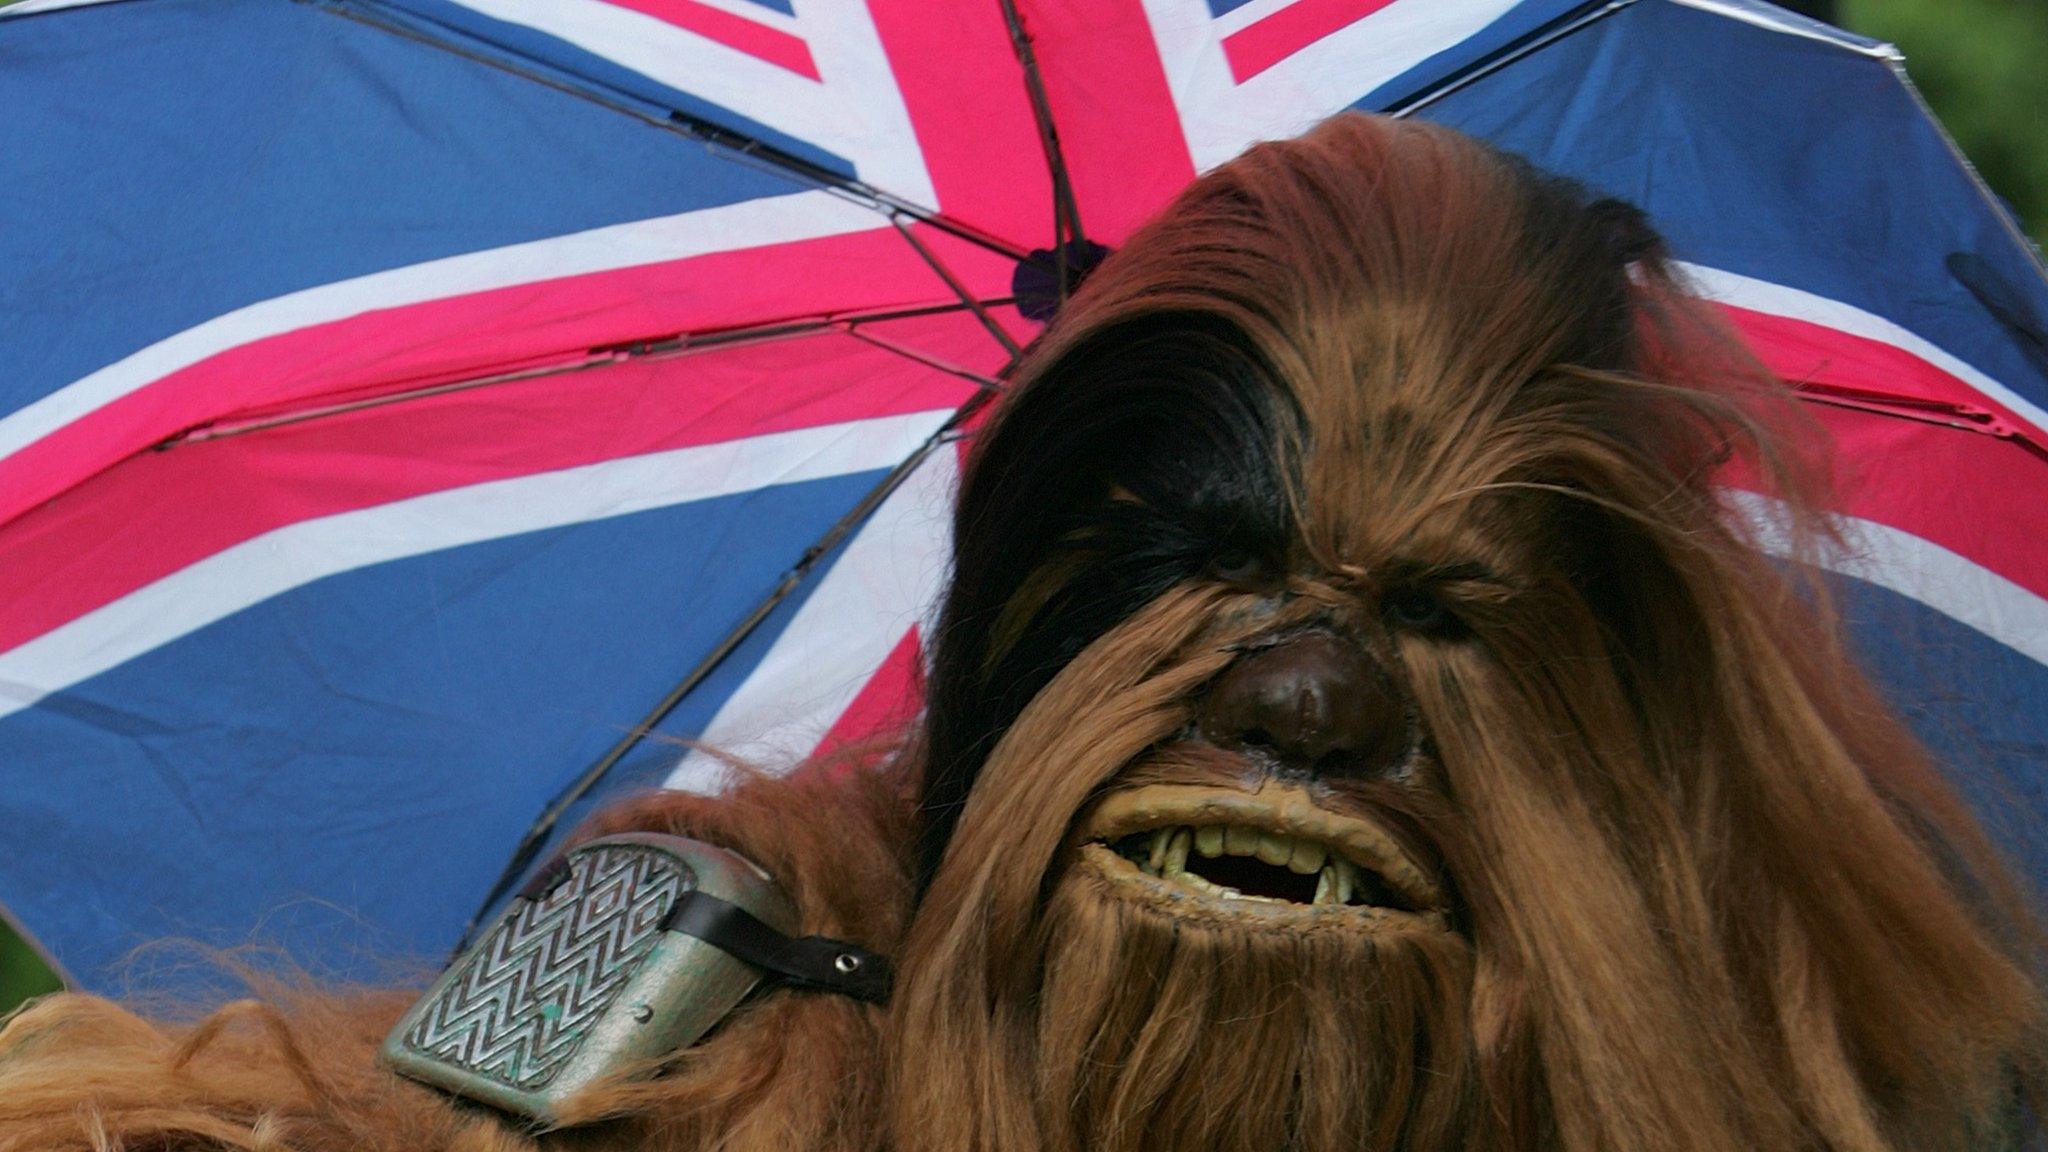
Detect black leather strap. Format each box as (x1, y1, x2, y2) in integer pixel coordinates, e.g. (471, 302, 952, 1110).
(663, 890, 893, 1005)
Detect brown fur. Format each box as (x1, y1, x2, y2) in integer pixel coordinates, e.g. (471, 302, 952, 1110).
(0, 761, 910, 1152)
(2, 114, 2040, 1152)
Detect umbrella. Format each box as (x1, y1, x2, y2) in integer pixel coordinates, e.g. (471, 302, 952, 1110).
(3, 0, 2043, 994)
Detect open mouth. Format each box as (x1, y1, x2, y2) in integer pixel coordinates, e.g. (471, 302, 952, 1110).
(1078, 784, 1447, 925)
(1107, 824, 1414, 908)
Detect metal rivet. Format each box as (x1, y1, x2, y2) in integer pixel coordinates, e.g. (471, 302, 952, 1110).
(630, 1004, 654, 1023)
(833, 953, 861, 974)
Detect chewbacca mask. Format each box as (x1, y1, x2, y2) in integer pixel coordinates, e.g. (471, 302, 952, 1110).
(0, 113, 2041, 1152)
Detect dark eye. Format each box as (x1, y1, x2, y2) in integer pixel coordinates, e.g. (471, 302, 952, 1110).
(1384, 586, 1450, 633)
(1207, 544, 1266, 584)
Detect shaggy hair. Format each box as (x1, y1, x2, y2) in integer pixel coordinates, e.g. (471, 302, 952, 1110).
(1, 113, 2039, 1152)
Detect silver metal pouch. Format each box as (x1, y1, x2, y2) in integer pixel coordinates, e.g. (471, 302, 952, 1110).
(379, 832, 886, 1124)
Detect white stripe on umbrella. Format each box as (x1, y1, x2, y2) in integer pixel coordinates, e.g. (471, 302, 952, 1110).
(0, 409, 951, 720)
(664, 440, 956, 793)
(1141, 0, 1522, 173)
(1665, 0, 1897, 55)
(1205, 0, 1313, 37)
(1680, 261, 2048, 440)
(1734, 491, 2048, 667)
(0, 0, 132, 16)
(446, 0, 936, 206)
(0, 190, 881, 468)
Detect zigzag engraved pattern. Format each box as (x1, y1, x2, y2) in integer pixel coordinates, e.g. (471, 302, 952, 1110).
(403, 845, 689, 1089)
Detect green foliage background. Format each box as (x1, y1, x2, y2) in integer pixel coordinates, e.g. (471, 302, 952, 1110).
(1842, 0, 2048, 250)
(2, 1, 2044, 1018)
(0, 920, 60, 1012)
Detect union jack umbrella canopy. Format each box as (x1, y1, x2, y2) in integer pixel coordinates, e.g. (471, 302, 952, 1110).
(4, 0, 2046, 993)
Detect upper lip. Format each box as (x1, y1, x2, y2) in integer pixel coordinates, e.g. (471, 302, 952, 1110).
(1078, 782, 1445, 914)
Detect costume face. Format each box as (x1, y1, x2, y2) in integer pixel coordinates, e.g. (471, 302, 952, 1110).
(886, 115, 2040, 1152)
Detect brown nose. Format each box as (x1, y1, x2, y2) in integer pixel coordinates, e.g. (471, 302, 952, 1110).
(1199, 632, 1407, 774)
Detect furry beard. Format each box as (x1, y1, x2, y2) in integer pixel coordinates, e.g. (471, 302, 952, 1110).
(2, 113, 2043, 1152)
(895, 586, 1481, 1152)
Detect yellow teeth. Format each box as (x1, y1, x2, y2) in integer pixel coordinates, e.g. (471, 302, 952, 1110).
(1165, 828, 1192, 875)
(1254, 831, 1291, 867)
(1288, 838, 1326, 875)
(1119, 824, 1385, 907)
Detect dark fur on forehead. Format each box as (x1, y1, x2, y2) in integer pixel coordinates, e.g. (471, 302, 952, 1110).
(918, 313, 1298, 881)
(917, 115, 1711, 884)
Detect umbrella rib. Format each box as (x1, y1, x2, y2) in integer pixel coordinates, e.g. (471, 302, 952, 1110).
(1793, 385, 2048, 462)
(1384, 1, 1638, 120)
(843, 325, 1008, 391)
(452, 390, 1000, 955)
(998, 0, 1087, 307)
(311, 0, 1032, 266)
(153, 299, 1011, 448)
(891, 215, 1024, 359)
(660, 109, 1033, 265)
